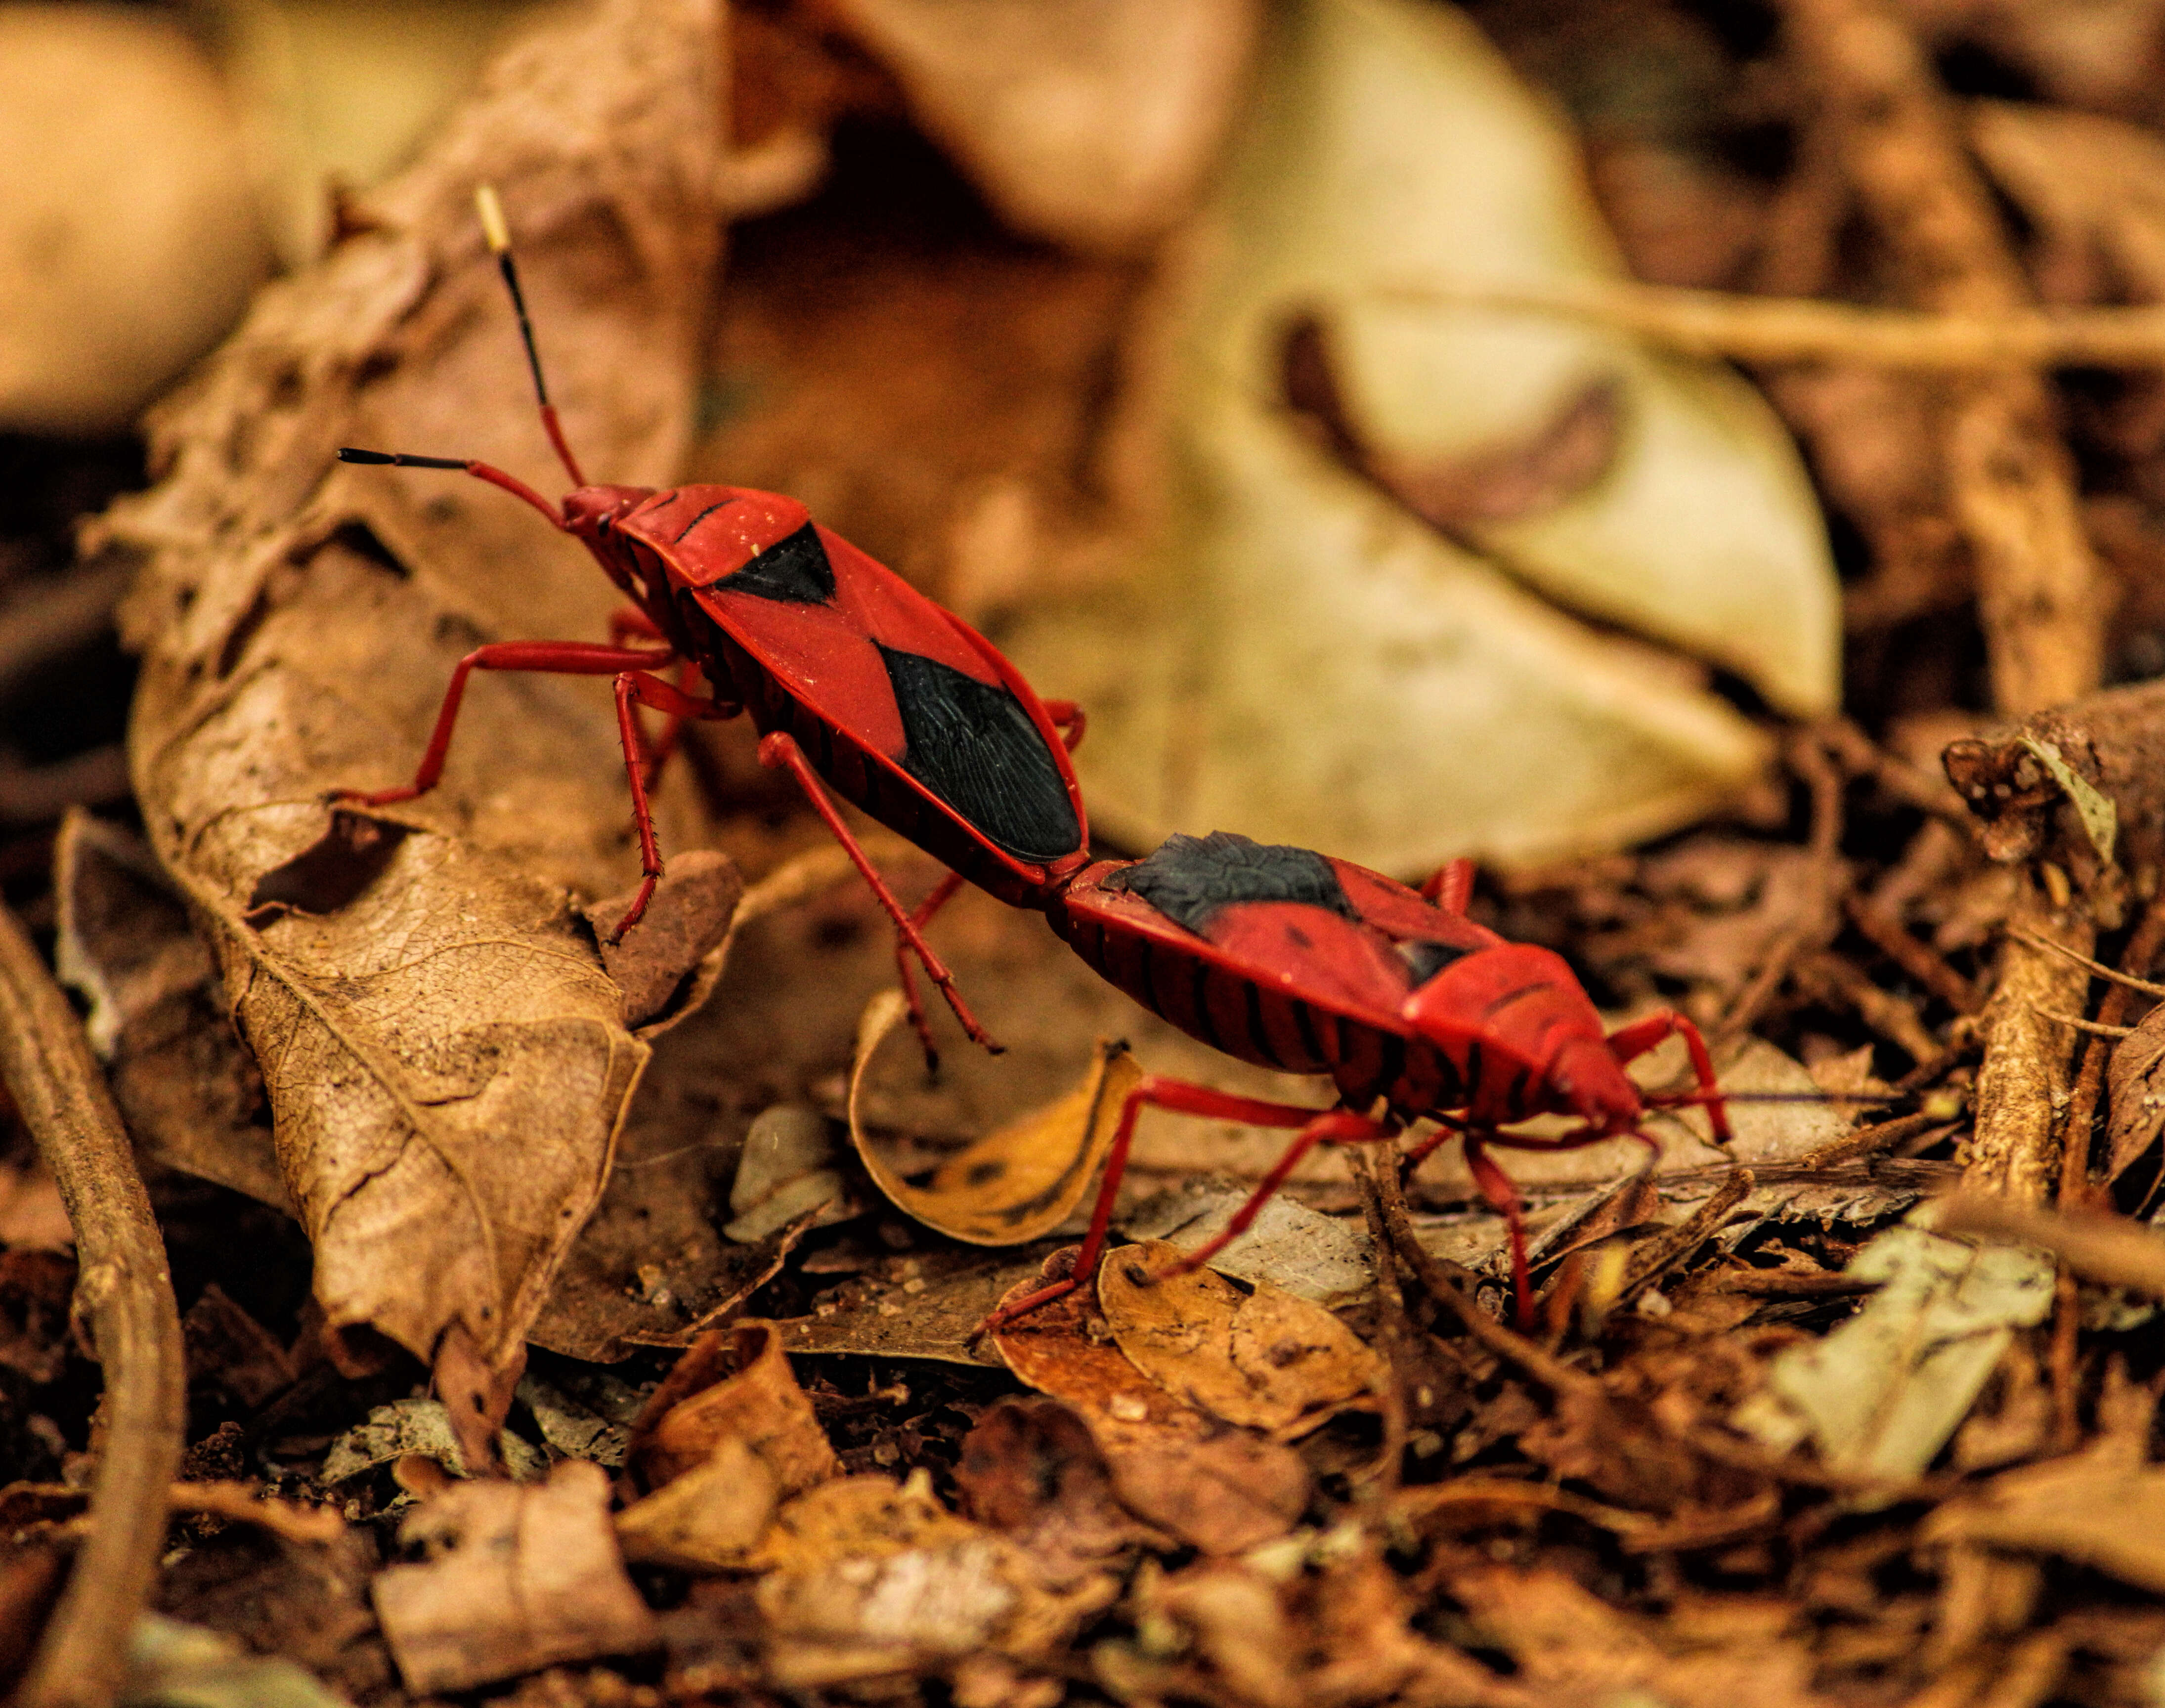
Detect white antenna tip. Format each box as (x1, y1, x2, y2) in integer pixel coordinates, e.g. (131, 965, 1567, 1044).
(475, 184, 511, 255)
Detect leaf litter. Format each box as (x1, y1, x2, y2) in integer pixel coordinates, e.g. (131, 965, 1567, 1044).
(24, 0, 2165, 1701)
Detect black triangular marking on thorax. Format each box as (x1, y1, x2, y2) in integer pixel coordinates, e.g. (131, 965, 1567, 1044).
(878, 645, 1082, 862)
(717, 522, 836, 604)
(1108, 831, 1358, 936)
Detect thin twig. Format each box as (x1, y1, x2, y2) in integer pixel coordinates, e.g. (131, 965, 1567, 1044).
(1845, 890, 1982, 1012)
(2027, 1006, 2133, 1040)
(1617, 1170, 1755, 1306)
(1372, 277, 2165, 371)
(0, 902, 184, 1708)
(1796, 1110, 1949, 1168)
(2007, 924, 2165, 1001)
(1351, 1151, 1408, 1495)
(1369, 1157, 1596, 1397)
(1719, 731, 1849, 1044)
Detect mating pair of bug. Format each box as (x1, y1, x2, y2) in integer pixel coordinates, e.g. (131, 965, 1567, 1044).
(336, 188, 1734, 1331)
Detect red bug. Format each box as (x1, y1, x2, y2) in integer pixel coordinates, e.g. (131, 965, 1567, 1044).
(333, 187, 1090, 1059)
(982, 830, 1734, 1330)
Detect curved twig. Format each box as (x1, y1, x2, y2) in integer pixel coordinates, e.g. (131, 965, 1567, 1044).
(0, 902, 185, 1708)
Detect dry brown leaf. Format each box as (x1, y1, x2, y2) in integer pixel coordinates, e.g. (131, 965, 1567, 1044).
(751, 1472, 1094, 1687)
(849, 989, 1141, 1244)
(824, 0, 1260, 253)
(1095, 1239, 1381, 1438)
(91, 0, 727, 1372)
(631, 1321, 838, 1496)
(2108, 1008, 2165, 1183)
(1444, 1564, 1821, 1708)
(615, 1433, 779, 1572)
(53, 811, 285, 1214)
(1113, 1548, 1523, 1708)
(954, 1399, 1164, 1586)
(372, 1458, 658, 1694)
(989, 1263, 1309, 1553)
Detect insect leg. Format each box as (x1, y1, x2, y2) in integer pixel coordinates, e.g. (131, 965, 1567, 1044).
(632, 658, 710, 791)
(608, 607, 666, 646)
(606, 669, 736, 939)
(892, 870, 970, 1069)
(332, 640, 678, 808)
(1461, 1134, 1537, 1327)
(1158, 1107, 1387, 1280)
(977, 1077, 1339, 1334)
(1041, 699, 1087, 753)
(757, 730, 1002, 1056)
(1604, 1010, 1732, 1144)
(1420, 858, 1476, 912)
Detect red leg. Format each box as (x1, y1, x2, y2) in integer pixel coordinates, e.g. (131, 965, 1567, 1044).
(1413, 1115, 1663, 1327)
(893, 870, 970, 1069)
(1042, 699, 1087, 753)
(608, 606, 666, 646)
(633, 657, 708, 791)
(757, 730, 1001, 1055)
(606, 670, 736, 939)
(979, 1077, 1343, 1333)
(1606, 1010, 1732, 1144)
(1421, 858, 1476, 912)
(1462, 1135, 1537, 1328)
(1161, 1107, 1389, 1279)
(332, 640, 679, 807)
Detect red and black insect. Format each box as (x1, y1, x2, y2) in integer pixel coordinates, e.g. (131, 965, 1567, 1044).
(984, 830, 1734, 1329)
(334, 188, 1090, 1057)
(347, 194, 1735, 1326)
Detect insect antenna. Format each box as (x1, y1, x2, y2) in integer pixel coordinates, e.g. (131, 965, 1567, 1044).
(335, 447, 566, 528)
(475, 183, 586, 489)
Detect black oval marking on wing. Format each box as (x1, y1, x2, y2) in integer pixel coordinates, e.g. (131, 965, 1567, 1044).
(1400, 939, 1472, 986)
(717, 521, 836, 605)
(877, 644, 1082, 861)
(1107, 830, 1357, 936)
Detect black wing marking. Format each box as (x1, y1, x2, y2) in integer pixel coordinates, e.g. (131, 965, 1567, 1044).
(718, 521, 836, 604)
(1108, 831, 1358, 935)
(673, 498, 736, 543)
(1398, 939, 1472, 985)
(879, 645, 1082, 862)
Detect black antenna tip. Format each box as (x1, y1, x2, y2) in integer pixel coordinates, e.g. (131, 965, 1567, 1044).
(338, 448, 469, 470)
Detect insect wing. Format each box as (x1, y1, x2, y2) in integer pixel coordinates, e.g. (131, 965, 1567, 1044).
(676, 512, 1084, 866)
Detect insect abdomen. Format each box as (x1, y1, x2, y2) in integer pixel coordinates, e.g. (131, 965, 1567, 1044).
(1056, 908, 1349, 1077)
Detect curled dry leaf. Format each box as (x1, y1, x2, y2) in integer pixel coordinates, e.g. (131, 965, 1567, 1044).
(616, 1433, 779, 1572)
(92, 0, 727, 1372)
(848, 987, 1142, 1244)
(825, 0, 1261, 253)
(1096, 1239, 1381, 1438)
(989, 1262, 1309, 1552)
(629, 1321, 838, 1496)
(1002, 0, 1836, 875)
(373, 1458, 658, 1694)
